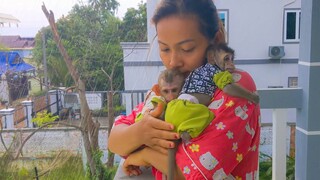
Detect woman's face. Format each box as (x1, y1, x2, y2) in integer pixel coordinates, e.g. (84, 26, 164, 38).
(156, 15, 210, 76)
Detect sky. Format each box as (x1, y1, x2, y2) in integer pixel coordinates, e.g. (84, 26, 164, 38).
(0, 0, 145, 37)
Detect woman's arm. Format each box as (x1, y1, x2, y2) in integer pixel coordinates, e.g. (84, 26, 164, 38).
(108, 113, 179, 156)
(123, 147, 185, 179)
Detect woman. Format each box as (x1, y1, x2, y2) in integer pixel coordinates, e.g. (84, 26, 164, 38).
(108, 0, 260, 179)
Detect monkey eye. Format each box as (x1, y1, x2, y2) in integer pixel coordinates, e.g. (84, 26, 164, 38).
(224, 55, 232, 62)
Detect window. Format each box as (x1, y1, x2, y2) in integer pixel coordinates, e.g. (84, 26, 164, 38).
(288, 77, 298, 88)
(218, 10, 229, 42)
(284, 9, 301, 43)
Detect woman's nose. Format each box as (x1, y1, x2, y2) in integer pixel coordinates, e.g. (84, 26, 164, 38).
(169, 52, 183, 68)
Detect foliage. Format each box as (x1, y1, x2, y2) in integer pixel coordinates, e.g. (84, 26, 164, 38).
(18, 167, 29, 178)
(89, 0, 119, 14)
(85, 150, 117, 180)
(32, 3, 124, 91)
(92, 108, 108, 117)
(286, 155, 295, 180)
(91, 105, 125, 117)
(41, 155, 86, 180)
(32, 110, 58, 127)
(0, 155, 87, 179)
(259, 152, 295, 180)
(31, 1, 147, 91)
(30, 90, 47, 97)
(0, 154, 13, 180)
(120, 1, 147, 42)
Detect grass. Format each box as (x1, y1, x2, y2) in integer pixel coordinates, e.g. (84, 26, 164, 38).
(0, 152, 118, 180)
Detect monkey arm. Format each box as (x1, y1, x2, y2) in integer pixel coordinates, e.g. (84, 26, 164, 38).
(214, 71, 260, 104)
(223, 83, 260, 104)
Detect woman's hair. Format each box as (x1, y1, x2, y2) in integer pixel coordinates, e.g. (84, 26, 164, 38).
(152, 0, 220, 41)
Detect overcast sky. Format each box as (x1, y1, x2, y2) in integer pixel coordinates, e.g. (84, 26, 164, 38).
(0, 0, 145, 37)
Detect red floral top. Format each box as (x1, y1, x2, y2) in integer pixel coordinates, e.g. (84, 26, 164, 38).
(114, 69, 261, 180)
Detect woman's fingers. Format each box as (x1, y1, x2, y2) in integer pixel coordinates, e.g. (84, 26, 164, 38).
(136, 113, 180, 152)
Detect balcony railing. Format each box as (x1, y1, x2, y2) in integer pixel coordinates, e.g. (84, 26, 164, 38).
(115, 87, 302, 180)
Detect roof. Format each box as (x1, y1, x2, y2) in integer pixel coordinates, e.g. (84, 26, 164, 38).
(0, 36, 35, 49)
(0, 13, 20, 26)
(0, 51, 35, 76)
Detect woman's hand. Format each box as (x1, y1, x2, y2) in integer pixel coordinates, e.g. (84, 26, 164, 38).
(136, 112, 180, 155)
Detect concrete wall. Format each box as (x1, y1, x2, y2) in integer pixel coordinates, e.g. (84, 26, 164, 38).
(0, 125, 293, 160)
(0, 127, 109, 162)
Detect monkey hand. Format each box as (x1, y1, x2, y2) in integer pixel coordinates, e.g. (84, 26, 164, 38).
(149, 96, 167, 119)
(123, 148, 151, 176)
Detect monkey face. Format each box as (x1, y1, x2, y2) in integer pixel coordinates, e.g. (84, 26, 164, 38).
(215, 51, 234, 71)
(159, 77, 183, 102)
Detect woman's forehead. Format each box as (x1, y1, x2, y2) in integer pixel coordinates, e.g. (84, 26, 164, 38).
(156, 15, 203, 43)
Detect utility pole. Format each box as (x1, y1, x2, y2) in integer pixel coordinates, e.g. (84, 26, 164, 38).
(42, 33, 49, 106)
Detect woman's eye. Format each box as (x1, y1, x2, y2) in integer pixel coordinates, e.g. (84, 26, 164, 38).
(161, 48, 170, 52)
(182, 47, 195, 52)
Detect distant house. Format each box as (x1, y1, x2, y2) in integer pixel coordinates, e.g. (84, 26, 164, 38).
(0, 35, 35, 59)
(0, 13, 20, 27)
(0, 51, 35, 103)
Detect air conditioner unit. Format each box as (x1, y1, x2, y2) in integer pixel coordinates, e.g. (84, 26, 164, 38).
(268, 46, 285, 59)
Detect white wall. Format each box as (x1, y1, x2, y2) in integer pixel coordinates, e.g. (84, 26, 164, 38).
(215, 0, 301, 59)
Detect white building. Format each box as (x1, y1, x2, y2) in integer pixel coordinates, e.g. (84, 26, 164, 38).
(121, 0, 301, 123)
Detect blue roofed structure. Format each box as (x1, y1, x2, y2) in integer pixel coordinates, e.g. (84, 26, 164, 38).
(0, 51, 35, 103)
(0, 51, 35, 76)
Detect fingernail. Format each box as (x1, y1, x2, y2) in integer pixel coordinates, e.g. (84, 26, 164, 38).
(175, 134, 179, 139)
(169, 142, 174, 148)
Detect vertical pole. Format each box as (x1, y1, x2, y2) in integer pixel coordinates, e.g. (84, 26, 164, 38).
(272, 109, 287, 180)
(0, 108, 15, 129)
(42, 33, 49, 109)
(56, 89, 60, 116)
(296, 0, 320, 179)
(22, 100, 34, 128)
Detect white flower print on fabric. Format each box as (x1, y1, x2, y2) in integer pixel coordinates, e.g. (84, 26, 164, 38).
(249, 144, 257, 152)
(226, 130, 234, 139)
(234, 105, 249, 120)
(183, 166, 191, 175)
(215, 122, 226, 130)
(212, 168, 227, 180)
(232, 142, 238, 152)
(232, 73, 241, 82)
(245, 123, 255, 138)
(191, 163, 197, 170)
(199, 152, 219, 170)
(208, 97, 224, 110)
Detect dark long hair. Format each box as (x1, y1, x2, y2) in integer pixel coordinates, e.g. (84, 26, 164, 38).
(152, 0, 220, 41)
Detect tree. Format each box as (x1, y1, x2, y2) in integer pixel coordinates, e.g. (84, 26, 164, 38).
(42, 4, 102, 178)
(120, 1, 147, 42)
(88, 0, 119, 14)
(33, 4, 124, 91)
(30, 1, 147, 177)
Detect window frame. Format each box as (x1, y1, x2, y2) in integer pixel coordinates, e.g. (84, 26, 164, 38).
(283, 8, 301, 44)
(288, 77, 298, 88)
(218, 9, 229, 43)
